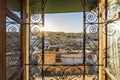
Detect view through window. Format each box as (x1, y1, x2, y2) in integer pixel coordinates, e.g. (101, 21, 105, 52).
(29, 0, 99, 80)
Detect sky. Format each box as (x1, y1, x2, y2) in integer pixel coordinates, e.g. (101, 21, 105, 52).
(44, 12, 83, 33)
(6, 12, 84, 33)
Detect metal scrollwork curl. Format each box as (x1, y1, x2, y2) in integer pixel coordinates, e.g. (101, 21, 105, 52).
(31, 14, 41, 23)
(7, 24, 20, 32)
(31, 53, 42, 64)
(44, 66, 83, 80)
(86, 12, 97, 23)
(87, 24, 98, 33)
(86, 53, 98, 64)
(31, 25, 41, 35)
(30, 66, 42, 77)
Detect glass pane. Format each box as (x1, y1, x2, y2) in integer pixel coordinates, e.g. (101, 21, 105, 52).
(6, 17, 21, 80)
(107, 0, 120, 19)
(107, 19, 120, 79)
(107, 0, 120, 79)
(7, 0, 22, 18)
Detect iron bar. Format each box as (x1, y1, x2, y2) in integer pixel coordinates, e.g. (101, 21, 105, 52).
(83, 0, 86, 80)
(97, 0, 100, 79)
(25, 64, 103, 66)
(105, 0, 108, 80)
(29, 2, 31, 80)
(41, 0, 45, 80)
(12, 67, 24, 80)
(86, 34, 98, 47)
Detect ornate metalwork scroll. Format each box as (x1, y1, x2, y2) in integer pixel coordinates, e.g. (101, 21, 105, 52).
(84, 0, 99, 79)
(29, 0, 43, 79)
(44, 66, 83, 80)
(6, 17, 21, 80)
(29, 0, 99, 80)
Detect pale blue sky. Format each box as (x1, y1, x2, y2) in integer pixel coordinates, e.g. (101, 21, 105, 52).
(45, 12, 83, 33)
(6, 12, 84, 33)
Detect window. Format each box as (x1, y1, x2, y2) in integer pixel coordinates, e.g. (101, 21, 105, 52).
(6, 0, 23, 79)
(107, 0, 120, 79)
(6, 17, 21, 80)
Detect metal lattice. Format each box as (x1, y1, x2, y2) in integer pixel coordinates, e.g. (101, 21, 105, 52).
(29, 0, 99, 80)
(6, 17, 21, 80)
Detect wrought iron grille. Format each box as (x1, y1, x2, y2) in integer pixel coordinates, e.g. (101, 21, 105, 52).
(29, 0, 99, 80)
(6, 17, 21, 80)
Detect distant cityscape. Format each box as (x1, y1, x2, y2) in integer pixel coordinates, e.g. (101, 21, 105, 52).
(30, 31, 98, 50)
(6, 31, 98, 79)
